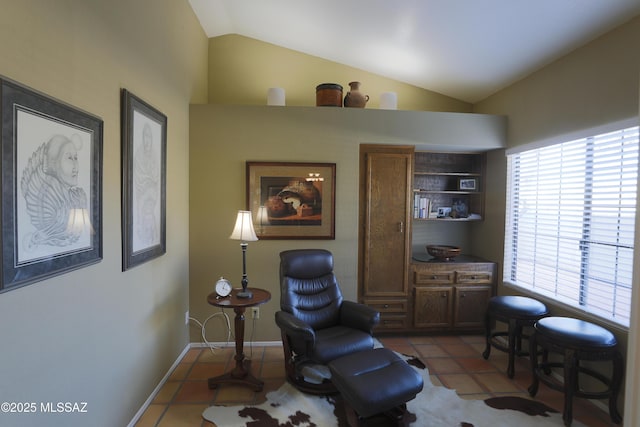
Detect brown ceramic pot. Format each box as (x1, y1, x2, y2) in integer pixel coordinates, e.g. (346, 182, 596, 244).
(343, 81, 369, 108)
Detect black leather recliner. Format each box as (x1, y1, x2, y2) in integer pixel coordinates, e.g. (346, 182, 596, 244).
(275, 249, 380, 394)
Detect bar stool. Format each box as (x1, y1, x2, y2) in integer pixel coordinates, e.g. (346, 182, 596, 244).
(482, 295, 549, 378)
(528, 316, 623, 426)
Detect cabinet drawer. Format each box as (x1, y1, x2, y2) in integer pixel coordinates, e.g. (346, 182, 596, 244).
(376, 313, 410, 329)
(456, 271, 493, 284)
(414, 270, 454, 285)
(363, 299, 408, 313)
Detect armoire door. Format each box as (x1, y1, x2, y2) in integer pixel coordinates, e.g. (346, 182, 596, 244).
(359, 144, 413, 298)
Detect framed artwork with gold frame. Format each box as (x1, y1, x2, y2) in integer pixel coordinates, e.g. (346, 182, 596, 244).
(246, 161, 336, 240)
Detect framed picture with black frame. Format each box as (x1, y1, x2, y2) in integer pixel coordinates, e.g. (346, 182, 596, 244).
(121, 89, 167, 270)
(0, 77, 103, 292)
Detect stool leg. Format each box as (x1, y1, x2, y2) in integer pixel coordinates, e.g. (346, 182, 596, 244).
(609, 352, 623, 424)
(507, 318, 517, 378)
(542, 348, 551, 375)
(482, 311, 491, 360)
(563, 349, 578, 427)
(528, 330, 539, 397)
(515, 324, 524, 355)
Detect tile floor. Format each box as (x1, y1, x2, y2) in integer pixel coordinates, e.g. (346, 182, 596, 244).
(133, 335, 619, 427)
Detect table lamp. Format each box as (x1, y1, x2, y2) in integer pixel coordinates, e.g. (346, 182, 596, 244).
(229, 210, 258, 298)
(256, 206, 269, 235)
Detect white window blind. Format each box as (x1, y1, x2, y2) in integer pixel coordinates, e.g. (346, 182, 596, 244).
(504, 126, 639, 327)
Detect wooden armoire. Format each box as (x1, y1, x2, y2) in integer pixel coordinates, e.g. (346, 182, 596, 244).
(358, 144, 414, 330)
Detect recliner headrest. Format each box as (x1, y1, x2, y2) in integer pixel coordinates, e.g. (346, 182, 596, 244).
(280, 249, 334, 279)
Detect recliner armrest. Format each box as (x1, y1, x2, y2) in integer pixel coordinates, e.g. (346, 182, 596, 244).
(340, 300, 380, 334)
(275, 311, 316, 342)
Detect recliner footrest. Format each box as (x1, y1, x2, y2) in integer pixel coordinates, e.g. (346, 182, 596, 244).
(328, 348, 423, 420)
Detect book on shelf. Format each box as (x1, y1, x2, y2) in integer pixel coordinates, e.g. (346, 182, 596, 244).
(413, 193, 431, 219)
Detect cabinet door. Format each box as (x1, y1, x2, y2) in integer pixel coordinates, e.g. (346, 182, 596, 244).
(453, 285, 492, 329)
(414, 287, 452, 328)
(360, 147, 413, 297)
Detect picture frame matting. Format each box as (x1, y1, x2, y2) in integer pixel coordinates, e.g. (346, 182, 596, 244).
(0, 77, 103, 292)
(121, 89, 167, 270)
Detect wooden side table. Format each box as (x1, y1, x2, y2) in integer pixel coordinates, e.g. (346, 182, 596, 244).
(206, 287, 271, 391)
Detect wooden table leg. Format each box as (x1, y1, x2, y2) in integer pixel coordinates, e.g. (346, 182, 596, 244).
(208, 306, 264, 391)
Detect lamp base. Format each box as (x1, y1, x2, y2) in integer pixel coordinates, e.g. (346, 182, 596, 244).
(237, 290, 253, 299)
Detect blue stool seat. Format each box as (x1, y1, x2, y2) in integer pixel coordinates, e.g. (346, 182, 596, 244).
(534, 316, 617, 348)
(483, 296, 549, 378)
(488, 296, 549, 319)
(528, 316, 623, 426)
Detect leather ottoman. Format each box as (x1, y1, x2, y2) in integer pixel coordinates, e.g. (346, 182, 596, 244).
(328, 347, 423, 426)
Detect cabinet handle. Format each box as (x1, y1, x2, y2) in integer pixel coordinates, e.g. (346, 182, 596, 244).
(441, 293, 447, 297)
(383, 304, 389, 308)
(460, 293, 466, 298)
(398, 221, 404, 233)
(432, 275, 437, 280)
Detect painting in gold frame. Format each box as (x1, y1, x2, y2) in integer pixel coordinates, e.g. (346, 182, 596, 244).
(246, 162, 336, 240)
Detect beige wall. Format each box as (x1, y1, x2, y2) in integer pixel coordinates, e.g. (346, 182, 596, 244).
(475, 15, 640, 420)
(475, 15, 640, 148)
(0, 1, 207, 426)
(474, 15, 640, 319)
(189, 105, 505, 343)
(195, 14, 640, 420)
(195, 37, 500, 344)
(208, 34, 472, 112)
(2, 1, 635, 424)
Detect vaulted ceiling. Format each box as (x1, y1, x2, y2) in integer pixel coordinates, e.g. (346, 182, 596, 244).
(189, 0, 640, 103)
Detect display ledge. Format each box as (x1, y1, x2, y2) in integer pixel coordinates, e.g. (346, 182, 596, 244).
(412, 253, 490, 263)
(192, 104, 507, 152)
(413, 215, 482, 222)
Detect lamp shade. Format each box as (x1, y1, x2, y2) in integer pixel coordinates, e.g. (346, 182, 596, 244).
(229, 210, 258, 242)
(256, 206, 269, 226)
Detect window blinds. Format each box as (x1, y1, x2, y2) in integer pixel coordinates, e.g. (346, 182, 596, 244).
(504, 126, 639, 327)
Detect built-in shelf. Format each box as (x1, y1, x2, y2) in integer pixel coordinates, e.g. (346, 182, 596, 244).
(413, 151, 486, 221)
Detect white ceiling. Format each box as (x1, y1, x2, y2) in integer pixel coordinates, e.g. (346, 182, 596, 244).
(188, 0, 640, 103)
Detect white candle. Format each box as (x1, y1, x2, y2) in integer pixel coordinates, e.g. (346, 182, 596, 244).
(267, 87, 285, 106)
(379, 92, 398, 110)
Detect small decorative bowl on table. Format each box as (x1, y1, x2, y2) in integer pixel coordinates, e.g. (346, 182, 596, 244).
(426, 245, 461, 261)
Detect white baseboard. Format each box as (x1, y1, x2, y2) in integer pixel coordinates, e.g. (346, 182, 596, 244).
(126, 341, 281, 426)
(191, 340, 282, 348)
(126, 343, 191, 427)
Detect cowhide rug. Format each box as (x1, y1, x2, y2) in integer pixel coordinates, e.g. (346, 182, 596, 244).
(202, 354, 586, 427)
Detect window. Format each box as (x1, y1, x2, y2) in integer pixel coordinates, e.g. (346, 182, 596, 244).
(504, 126, 639, 327)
